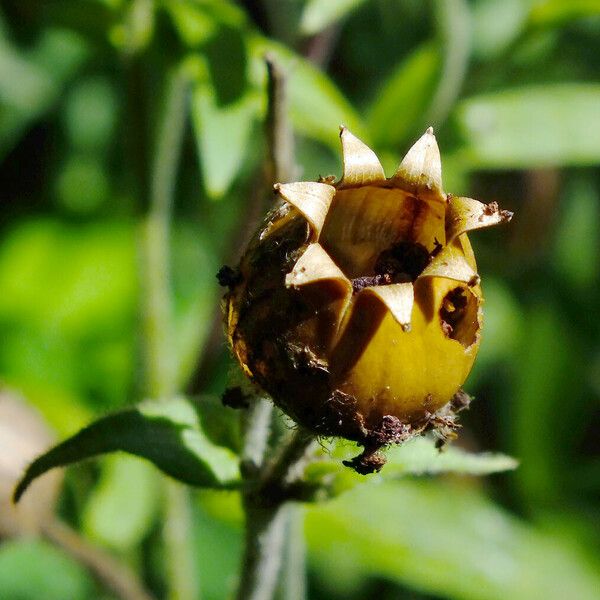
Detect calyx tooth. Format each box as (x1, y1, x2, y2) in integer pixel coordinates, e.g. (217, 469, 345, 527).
(446, 196, 514, 243)
(393, 127, 444, 201)
(419, 244, 479, 286)
(285, 243, 352, 296)
(274, 181, 336, 240)
(338, 126, 386, 188)
(358, 282, 414, 332)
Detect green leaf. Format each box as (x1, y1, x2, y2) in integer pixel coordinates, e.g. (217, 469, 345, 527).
(471, 0, 527, 59)
(249, 36, 366, 150)
(82, 455, 161, 551)
(385, 437, 518, 475)
(368, 42, 441, 149)
(427, 0, 472, 126)
(167, 0, 217, 47)
(553, 175, 600, 289)
(455, 84, 600, 168)
(203, 23, 248, 105)
(471, 277, 523, 376)
(512, 302, 581, 507)
(0, 219, 139, 417)
(14, 397, 240, 502)
(166, 0, 248, 48)
(303, 437, 517, 500)
(55, 156, 110, 214)
(0, 220, 137, 334)
(192, 498, 243, 599)
(0, 25, 87, 158)
(191, 80, 260, 199)
(529, 0, 600, 28)
(171, 223, 221, 387)
(0, 539, 92, 600)
(300, 0, 368, 35)
(109, 0, 155, 54)
(64, 76, 117, 152)
(306, 480, 600, 600)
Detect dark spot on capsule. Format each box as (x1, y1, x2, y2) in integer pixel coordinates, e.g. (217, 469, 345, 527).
(374, 241, 431, 282)
(439, 287, 468, 338)
(217, 265, 243, 288)
(439, 286, 479, 348)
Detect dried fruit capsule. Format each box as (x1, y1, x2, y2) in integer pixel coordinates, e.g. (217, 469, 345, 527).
(222, 127, 511, 466)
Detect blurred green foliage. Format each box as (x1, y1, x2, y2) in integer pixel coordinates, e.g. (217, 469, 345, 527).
(1, 1, 600, 599)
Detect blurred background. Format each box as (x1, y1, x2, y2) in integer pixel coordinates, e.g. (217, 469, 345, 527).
(1, 0, 600, 599)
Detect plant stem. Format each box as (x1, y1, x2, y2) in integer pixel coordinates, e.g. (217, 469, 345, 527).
(265, 54, 297, 186)
(426, 0, 471, 127)
(163, 481, 199, 600)
(42, 520, 155, 600)
(142, 70, 187, 400)
(236, 430, 316, 600)
(234, 56, 310, 600)
(139, 68, 199, 600)
(277, 506, 307, 600)
(236, 501, 291, 600)
(240, 397, 275, 476)
(257, 429, 317, 493)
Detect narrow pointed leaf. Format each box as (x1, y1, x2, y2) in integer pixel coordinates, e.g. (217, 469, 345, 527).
(14, 397, 240, 502)
(368, 42, 441, 148)
(191, 82, 259, 200)
(302, 436, 518, 500)
(456, 84, 600, 168)
(0, 29, 88, 160)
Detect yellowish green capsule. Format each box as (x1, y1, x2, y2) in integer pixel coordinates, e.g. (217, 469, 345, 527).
(222, 127, 512, 470)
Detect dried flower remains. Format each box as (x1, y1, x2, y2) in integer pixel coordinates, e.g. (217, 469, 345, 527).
(222, 127, 512, 472)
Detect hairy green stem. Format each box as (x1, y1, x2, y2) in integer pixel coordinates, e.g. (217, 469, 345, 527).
(236, 431, 316, 600)
(241, 397, 275, 476)
(258, 429, 317, 493)
(277, 506, 307, 600)
(163, 481, 199, 600)
(236, 502, 291, 600)
(139, 68, 198, 600)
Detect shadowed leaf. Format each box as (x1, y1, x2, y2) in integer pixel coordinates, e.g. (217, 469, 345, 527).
(529, 0, 600, 28)
(191, 81, 260, 200)
(306, 480, 600, 600)
(303, 436, 518, 500)
(300, 0, 368, 35)
(368, 42, 441, 148)
(14, 397, 240, 502)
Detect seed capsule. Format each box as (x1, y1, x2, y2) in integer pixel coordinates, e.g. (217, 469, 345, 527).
(222, 127, 512, 469)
